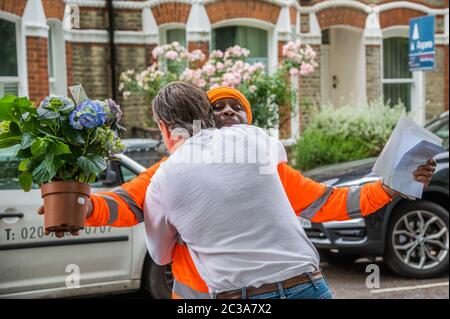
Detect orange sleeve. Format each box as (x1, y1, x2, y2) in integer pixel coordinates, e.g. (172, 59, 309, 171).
(277, 162, 327, 214)
(278, 163, 393, 222)
(359, 180, 393, 217)
(86, 158, 167, 227)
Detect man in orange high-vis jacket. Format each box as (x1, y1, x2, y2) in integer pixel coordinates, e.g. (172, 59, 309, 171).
(38, 86, 437, 299)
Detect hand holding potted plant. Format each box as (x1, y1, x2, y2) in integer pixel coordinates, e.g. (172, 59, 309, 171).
(0, 88, 125, 233)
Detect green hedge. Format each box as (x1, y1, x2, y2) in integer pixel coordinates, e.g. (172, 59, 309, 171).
(294, 100, 407, 171)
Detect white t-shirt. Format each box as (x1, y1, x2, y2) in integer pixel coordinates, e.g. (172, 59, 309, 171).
(144, 125, 320, 294)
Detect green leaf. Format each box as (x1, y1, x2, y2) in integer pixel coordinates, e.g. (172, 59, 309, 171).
(33, 156, 54, 184)
(21, 111, 32, 122)
(25, 107, 37, 116)
(19, 172, 33, 192)
(89, 128, 99, 145)
(37, 128, 64, 141)
(65, 129, 85, 145)
(0, 95, 16, 121)
(31, 138, 49, 157)
(58, 103, 75, 114)
(15, 147, 32, 159)
(49, 97, 63, 108)
(76, 155, 107, 175)
(8, 121, 21, 134)
(0, 132, 21, 148)
(17, 98, 36, 116)
(77, 170, 98, 184)
(0, 95, 16, 105)
(16, 97, 32, 108)
(20, 132, 35, 149)
(87, 174, 97, 183)
(22, 118, 39, 135)
(0, 96, 19, 121)
(0, 96, 34, 123)
(32, 154, 63, 184)
(49, 140, 71, 155)
(37, 108, 59, 120)
(18, 159, 31, 172)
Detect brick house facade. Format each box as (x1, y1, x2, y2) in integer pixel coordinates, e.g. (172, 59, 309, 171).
(0, 0, 448, 139)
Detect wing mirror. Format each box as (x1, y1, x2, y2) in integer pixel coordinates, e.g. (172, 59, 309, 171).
(101, 163, 118, 187)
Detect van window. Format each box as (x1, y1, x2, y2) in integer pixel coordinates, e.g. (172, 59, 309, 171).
(119, 164, 138, 183)
(0, 146, 29, 190)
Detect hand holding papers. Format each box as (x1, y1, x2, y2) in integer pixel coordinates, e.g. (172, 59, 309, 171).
(372, 116, 445, 199)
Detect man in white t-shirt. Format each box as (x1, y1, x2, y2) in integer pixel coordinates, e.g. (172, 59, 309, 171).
(144, 82, 330, 299)
(143, 82, 435, 299)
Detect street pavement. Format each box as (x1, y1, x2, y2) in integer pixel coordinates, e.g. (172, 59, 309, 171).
(102, 258, 449, 299)
(323, 258, 449, 299)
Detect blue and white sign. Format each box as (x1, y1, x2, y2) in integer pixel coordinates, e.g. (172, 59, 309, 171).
(409, 15, 435, 71)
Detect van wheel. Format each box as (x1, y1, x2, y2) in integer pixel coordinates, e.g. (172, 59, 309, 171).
(385, 200, 449, 278)
(143, 256, 173, 299)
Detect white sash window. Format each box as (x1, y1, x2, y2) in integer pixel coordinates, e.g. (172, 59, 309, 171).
(159, 25, 186, 47)
(166, 28, 186, 47)
(0, 18, 19, 97)
(382, 37, 413, 111)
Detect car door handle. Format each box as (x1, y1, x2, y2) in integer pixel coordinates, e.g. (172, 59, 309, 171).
(0, 212, 24, 219)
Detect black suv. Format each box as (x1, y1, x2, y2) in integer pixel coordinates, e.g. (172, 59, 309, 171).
(303, 112, 449, 278)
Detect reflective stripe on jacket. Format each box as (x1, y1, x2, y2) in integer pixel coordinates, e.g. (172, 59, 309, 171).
(86, 160, 392, 298)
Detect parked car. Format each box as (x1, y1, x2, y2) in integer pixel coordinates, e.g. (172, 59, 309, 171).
(303, 112, 449, 278)
(0, 139, 173, 298)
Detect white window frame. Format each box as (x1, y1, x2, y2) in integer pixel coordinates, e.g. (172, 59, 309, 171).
(0, 11, 27, 97)
(211, 19, 276, 75)
(159, 23, 186, 46)
(382, 26, 425, 125)
(47, 19, 68, 96)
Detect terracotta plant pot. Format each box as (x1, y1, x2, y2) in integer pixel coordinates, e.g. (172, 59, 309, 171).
(41, 181, 91, 233)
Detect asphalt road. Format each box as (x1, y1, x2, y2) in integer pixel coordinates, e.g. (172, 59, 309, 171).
(322, 258, 449, 299)
(102, 258, 449, 299)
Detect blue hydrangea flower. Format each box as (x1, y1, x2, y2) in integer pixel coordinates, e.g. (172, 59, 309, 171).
(69, 99, 106, 130)
(39, 96, 52, 109)
(104, 99, 122, 124)
(39, 95, 75, 113)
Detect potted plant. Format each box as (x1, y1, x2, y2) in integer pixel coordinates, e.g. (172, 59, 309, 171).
(0, 89, 125, 233)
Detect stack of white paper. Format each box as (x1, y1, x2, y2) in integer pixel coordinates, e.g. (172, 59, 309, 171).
(372, 116, 446, 199)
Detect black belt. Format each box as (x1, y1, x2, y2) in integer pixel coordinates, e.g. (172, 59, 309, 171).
(216, 271, 323, 299)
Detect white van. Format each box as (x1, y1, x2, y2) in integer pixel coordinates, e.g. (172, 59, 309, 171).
(0, 141, 173, 299)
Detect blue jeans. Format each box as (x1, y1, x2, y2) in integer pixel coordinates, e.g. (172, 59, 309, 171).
(246, 274, 333, 299)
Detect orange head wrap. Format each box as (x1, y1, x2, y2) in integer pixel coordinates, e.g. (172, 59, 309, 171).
(206, 86, 252, 125)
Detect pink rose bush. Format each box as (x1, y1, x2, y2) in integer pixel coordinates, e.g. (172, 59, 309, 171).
(119, 41, 317, 129)
(281, 40, 318, 77)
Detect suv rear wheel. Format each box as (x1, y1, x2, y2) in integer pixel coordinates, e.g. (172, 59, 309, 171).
(385, 200, 449, 278)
